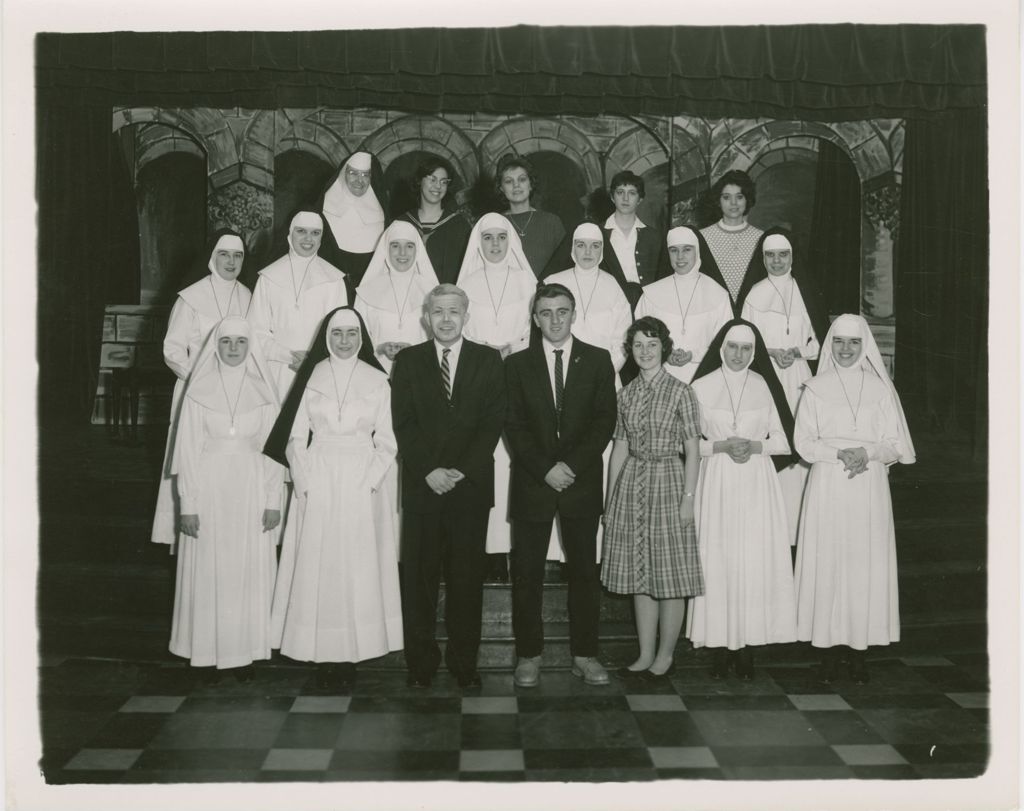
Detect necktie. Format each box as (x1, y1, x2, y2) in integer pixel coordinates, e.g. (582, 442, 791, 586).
(554, 349, 564, 413)
(441, 348, 452, 400)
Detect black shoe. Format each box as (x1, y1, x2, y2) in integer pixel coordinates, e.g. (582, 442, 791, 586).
(644, 663, 676, 681)
(734, 648, 754, 681)
(198, 667, 221, 686)
(453, 668, 482, 688)
(849, 651, 870, 685)
(709, 649, 730, 680)
(616, 666, 649, 680)
(485, 553, 509, 583)
(233, 665, 255, 683)
(315, 663, 334, 689)
(334, 662, 357, 688)
(407, 671, 433, 688)
(819, 649, 840, 685)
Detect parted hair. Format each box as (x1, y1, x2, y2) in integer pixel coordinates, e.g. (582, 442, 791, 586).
(624, 316, 674, 362)
(423, 283, 469, 312)
(531, 282, 576, 314)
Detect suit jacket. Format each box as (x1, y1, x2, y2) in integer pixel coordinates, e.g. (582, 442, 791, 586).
(390, 338, 506, 514)
(504, 338, 617, 521)
(600, 225, 669, 310)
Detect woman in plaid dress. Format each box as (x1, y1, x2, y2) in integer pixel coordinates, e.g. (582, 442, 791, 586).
(602, 316, 703, 680)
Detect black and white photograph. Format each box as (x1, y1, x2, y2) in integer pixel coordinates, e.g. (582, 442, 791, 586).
(3, 0, 1020, 808)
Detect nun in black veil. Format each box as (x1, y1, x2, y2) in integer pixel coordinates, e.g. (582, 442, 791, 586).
(264, 306, 403, 688)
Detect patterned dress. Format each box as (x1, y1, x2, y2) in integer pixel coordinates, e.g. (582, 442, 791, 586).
(700, 222, 764, 302)
(602, 368, 704, 598)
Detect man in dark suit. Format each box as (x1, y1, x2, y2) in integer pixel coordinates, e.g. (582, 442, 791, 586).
(391, 283, 506, 688)
(600, 170, 668, 311)
(505, 283, 618, 687)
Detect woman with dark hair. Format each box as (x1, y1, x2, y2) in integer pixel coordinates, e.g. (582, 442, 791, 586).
(602, 316, 703, 680)
(495, 153, 565, 278)
(686, 319, 797, 680)
(152, 230, 252, 546)
(739, 229, 830, 546)
(699, 169, 764, 307)
(265, 306, 402, 689)
(170, 317, 282, 682)
(794, 314, 915, 685)
(313, 151, 389, 287)
(398, 156, 473, 285)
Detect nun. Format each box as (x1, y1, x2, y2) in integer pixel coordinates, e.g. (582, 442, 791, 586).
(265, 307, 403, 689)
(794, 314, 915, 685)
(169, 317, 283, 680)
(686, 320, 798, 680)
(354, 220, 440, 375)
(151, 230, 252, 546)
(634, 226, 733, 384)
(739, 229, 829, 546)
(315, 151, 388, 287)
(248, 210, 349, 401)
(456, 212, 537, 572)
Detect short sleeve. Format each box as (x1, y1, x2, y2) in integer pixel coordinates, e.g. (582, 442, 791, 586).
(677, 385, 701, 440)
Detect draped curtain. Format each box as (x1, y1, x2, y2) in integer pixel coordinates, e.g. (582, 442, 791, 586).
(894, 108, 988, 447)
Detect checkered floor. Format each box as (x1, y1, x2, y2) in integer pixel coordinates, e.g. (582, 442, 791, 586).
(40, 652, 989, 783)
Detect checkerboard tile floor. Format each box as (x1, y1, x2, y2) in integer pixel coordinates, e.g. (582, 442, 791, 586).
(40, 653, 989, 783)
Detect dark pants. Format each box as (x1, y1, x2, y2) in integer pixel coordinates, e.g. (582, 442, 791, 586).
(400, 507, 489, 676)
(511, 515, 601, 658)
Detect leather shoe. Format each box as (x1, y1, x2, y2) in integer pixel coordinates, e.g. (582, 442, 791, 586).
(734, 648, 754, 681)
(454, 668, 482, 688)
(849, 651, 870, 685)
(709, 649, 730, 679)
(616, 665, 649, 680)
(513, 656, 541, 688)
(645, 662, 676, 681)
(406, 671, 433, 688)
(571, 656, 610, 686)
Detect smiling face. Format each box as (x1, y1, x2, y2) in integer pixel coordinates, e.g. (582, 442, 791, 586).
(217, 335, 249, 367)
(572, 239, 603, 270)
(480, 228, 510, 264)
(719, 183, 747, 224)
(344, 165, 371, 197)
(388, 239, 417, 273)
(212, 247, 244, 281)
(669, 243, 698, 275)
(631, 332, 663, 373)
(427, 293, 468, 347)
(533, 294, 576, 346)
(329, 325, 362, 359)
(500, 167, 532, 206)
(832, 335, 863, 368)
(290, 225, 322, 258)
(764, 248, 792, 277)
(722, 340, 754, 372)
(420, 167, 451, 206)
(612, 184, 641, 216)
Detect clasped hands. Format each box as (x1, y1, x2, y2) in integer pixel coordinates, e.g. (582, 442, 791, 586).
(768, 347, 801, 369)
(179, 509, 281, 538)
(716, 436, 754, 464)
(426, 467, 465, 495)
(837, 447, 869, 478)
(377, 341, 411, 362)
(667, 348, 693, 367)
(544, 461, 576, 492)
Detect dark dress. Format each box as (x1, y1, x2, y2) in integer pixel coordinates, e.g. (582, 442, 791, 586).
(399, 208, 473, 286)
(507, 209, 565, 278)
(602, 368, 704, 599)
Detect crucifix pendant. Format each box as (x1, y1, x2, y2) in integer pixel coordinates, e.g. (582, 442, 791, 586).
(229, 424, 236, 436)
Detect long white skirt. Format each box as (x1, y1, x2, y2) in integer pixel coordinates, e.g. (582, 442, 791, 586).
(169, 447, 277, 668)
(271, 438, 403, 662)
(151, 377, 186, 545)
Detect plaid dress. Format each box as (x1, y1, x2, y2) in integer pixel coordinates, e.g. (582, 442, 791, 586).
(602, 368, 704, 598)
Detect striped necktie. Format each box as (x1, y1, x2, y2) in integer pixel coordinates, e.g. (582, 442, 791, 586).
(441, 348, 452, 400)
(554, 349, 564, 413)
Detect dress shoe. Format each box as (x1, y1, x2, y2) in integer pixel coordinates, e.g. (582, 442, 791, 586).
(513, 656, 541, 688)
(644, 662, 677, 681)
(197, 667, 221, 686)
(616, 665, 650, 680)
(453, 668, 482, 688)
(406, 671, 433, 688)
(233, 665, 255, 683)
(734, 648, 754, 681)
(709, 649, 730, 679)
(819, 648, 840, 685)
(849, 650, 870, 685)
(334, 662, 358, 687)
(571, 656, 610, 686)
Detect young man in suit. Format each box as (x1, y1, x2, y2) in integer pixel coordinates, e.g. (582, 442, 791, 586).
(390, 283, 506, 688)
(504, 283, 618, 686)
(601, 171, 668, 311)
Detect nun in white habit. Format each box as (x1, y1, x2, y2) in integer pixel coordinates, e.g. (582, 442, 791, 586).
(169, 317, 283, 676)
(794, 314, 915, 685)
(151, 230, 252, 546)
(248, 210, 349, 401)
(635, 226, 733, 384)
(265, 306, 402, 688)
(741, 231, 822, 545)
(355, 219, 440, 375)
(687, 321, 797, 680)
(456, 212, 537, 557)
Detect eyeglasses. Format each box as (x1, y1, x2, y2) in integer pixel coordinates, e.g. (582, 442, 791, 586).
(425, 175, 451, 187)
(345, 169, 371, 180)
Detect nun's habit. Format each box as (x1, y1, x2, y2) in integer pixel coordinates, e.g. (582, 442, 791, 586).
(794, 314, 915, 651)
(686, 321, 797, 651)
(314, 151, 388, 287)
(169, 317, 283, 668)
(152, 231, 252, 545)
(354, 220, 440, 375)
(456, 212, 537, 555)
(740, 229, 829, 544)
(635, 227, 733, 384)
(265, 307, 403, 664)
(248, 211, 349, 400)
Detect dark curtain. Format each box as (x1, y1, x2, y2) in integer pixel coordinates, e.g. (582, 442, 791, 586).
(36, 26, 986, 120)
(894, 109, 987, 447)
(37, 103, 140, 424)
(806, 140, 862, 317)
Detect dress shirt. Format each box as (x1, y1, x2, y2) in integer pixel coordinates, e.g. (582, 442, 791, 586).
(434, 336, 464, 383)
(605, 214, 646, 284)
(541, 336, 574, 406)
